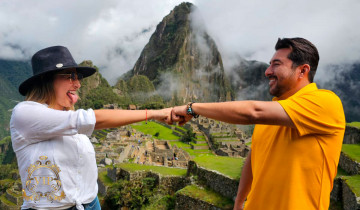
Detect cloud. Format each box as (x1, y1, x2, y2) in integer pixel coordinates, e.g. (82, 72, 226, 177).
(0, 0, 192, 84)
(192, 0, 360, 83)
(0, 0, 359, 85)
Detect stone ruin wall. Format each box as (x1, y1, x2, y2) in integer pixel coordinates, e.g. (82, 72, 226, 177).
(187, 160, 239, 199)
(343, 126, 360, 144)
(175, 193, 225, 210)
(115, 168, 190, 194)
(339, 152, 360, 175)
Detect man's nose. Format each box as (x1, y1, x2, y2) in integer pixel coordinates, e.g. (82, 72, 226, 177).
(265, 66, 272, 77)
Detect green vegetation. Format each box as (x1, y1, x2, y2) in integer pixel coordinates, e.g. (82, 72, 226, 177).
(103, 177, 165, 209)
(98, 171, 114, 186)
(0, 136, 16, 165)
(344, 175, 360, 196)
(0, 179, 15, 194)
(127, 75, 164, 107)
(92, 128, 117, 141)
(342, 144, 360, 161)
(76, 71, 127, 109)
(193, 155, 244, 179)
(336, 166, 350, 177)
(0, 59, 31, 139)
(180, 128, 196, 143)
(177, 185, 233, 208)
(117, 163, 187, 176)
(143, 194, 175, 210)
(131, 121, 179, 140)
(0, 193, 16, 206)
(347, 121, 360, 128)
(169, 141, 191, 148)
(190, 142, 208, 147)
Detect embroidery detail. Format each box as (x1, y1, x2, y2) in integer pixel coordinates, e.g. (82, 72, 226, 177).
(23, 156, 66, 202)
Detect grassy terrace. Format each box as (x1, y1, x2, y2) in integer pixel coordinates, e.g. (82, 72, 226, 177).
(182, 147, 213, 157)
(98, 171, 114, 186)
(342, 144, 360, 161)
(245, 141, 252, 146)
(190, 142, 208, 146)
(193, 155, 244, 180)
(177, 185, 233, 209)
(347, 121, 360, 128)
(131, 121, 179, 140)
(344, 175, 360, 196)
(0, 193, 16, 206)
(117, 163, 187, 176)
(168, 141, 213, 157)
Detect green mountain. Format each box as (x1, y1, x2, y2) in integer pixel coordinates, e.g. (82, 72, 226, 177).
(75, 61, 130, 109)
(0, 59, 32, 139)
(123, 2, 232, 104)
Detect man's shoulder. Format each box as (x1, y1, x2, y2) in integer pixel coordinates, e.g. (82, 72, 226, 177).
(298, 87, 341, 102)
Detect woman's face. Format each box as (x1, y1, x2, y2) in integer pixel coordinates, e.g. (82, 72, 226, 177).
(52, 69, 82, 110)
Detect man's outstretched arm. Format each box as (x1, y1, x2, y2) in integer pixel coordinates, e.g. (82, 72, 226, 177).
(234, 150, 253, 210)
(172, 101, 295, 127)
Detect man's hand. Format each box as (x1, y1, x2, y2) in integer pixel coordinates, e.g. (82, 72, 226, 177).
(151, 108, 173, 125)
(171, 105, 193, 126)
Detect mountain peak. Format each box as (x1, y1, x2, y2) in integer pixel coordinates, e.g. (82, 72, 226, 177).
(127, 2, 230, 103)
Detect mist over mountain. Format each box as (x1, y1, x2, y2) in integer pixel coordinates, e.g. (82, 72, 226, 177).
(122, 2, 231, 103)
(319, 63, 360, 122)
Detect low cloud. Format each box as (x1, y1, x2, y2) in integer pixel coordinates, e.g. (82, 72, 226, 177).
(0, 0, 359, 86)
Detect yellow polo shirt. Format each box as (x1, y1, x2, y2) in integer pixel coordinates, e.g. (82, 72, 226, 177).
(244, 83, 345, 210)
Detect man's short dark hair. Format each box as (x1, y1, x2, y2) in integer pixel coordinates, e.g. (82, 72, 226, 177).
(275, 38, 319, 82)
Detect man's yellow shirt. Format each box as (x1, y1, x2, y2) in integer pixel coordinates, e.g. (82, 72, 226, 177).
(245, 83, 345, 210)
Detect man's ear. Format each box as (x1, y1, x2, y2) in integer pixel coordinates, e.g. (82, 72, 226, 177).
(299, 64, 310, 78)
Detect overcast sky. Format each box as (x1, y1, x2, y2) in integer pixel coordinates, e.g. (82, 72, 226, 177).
(1, 0, 359, 85)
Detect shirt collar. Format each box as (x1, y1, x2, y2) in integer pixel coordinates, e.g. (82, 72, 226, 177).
(272, 83, 318, 101)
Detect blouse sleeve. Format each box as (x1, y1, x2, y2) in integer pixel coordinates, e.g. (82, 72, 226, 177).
(10, 101, 95, 143)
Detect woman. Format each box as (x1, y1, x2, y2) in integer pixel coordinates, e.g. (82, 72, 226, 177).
(10, 46, 172, 210)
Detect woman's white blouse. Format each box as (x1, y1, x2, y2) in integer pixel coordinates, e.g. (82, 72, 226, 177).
(10, 101, 97, 210)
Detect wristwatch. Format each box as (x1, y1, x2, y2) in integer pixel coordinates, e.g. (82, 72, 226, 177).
(186, 102, 199, 118)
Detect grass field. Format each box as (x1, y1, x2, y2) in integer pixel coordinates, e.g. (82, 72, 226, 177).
(347, 122, 360, 128)
(342, 144, 360, 161)
(193, 155, 244, 179)
(177, 185, 233, 208)
(344, 175, 360, 196)
(131, 121, 180, 140)
(117, 163, 187, 176)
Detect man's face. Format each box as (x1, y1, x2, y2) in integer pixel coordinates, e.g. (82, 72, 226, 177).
(265, 48, 298, 99)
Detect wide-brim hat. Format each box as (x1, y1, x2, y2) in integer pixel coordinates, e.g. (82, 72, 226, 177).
(19, 46, 96, 96)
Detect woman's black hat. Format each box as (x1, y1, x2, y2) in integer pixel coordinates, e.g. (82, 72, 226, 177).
(19, 46, 96, 96)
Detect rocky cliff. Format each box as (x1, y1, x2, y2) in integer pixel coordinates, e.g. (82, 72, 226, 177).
(123, 2, 231, 103)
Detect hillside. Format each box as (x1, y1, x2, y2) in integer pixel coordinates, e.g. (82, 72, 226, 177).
(0, 59, 32, 139)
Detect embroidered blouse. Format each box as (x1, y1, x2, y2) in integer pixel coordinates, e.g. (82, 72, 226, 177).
(10, 101, 97, 210)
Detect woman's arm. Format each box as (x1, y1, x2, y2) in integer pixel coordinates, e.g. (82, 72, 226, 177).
(94, 108, 172, 130)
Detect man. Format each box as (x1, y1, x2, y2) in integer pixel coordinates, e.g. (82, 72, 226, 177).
(171, 38, 345, 210)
